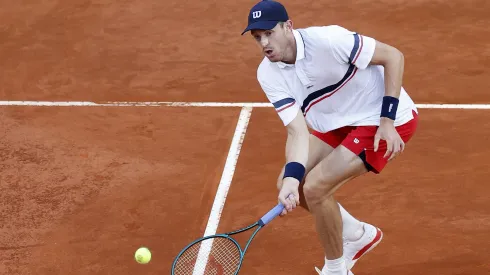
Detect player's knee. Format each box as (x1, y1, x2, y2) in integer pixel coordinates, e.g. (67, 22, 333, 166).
(303, 170, 336, 205)
(303, 181, 328, 206)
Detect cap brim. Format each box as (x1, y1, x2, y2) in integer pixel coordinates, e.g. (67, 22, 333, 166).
(241, 21, 279, 35)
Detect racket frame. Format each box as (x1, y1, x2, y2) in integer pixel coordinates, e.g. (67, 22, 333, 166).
(171, 203, 284, 274)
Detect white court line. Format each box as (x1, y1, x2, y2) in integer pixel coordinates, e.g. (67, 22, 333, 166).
(2, 101, 490, 109)
(0, 101, 272, 107)
(192, 106, 253, 275)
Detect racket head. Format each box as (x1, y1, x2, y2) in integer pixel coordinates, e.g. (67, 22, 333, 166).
(171, 235, 243, 275)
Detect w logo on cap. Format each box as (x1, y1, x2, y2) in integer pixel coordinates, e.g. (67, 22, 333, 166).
(241, 0, 289, 35)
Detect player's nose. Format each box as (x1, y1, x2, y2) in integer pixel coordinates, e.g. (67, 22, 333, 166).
(260, 37, 269, 47)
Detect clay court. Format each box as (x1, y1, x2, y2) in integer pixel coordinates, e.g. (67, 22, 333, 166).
(1, 0, 489, 274)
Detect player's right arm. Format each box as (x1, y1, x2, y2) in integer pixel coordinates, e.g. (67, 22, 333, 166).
(278, 109, 309, 214)
(284, 110, 309, 173)
(257, 68, 308, 214)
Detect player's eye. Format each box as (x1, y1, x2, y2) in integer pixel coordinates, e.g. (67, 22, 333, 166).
(265, 31, 272, 36)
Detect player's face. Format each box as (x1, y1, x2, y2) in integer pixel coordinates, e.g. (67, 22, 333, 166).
(251, 22, 292, 62)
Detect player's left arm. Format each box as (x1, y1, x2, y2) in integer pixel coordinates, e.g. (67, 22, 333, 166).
(323, 27, 405, 161)
(369, 41, 406, 161)
(370, 41, 404, 105)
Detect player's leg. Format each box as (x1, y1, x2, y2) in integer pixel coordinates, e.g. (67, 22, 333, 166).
(303, 145, 368, 274)
(276, 133, 335, 211)
(308, 111, 419, 274)
(276, 131, 367, 241)
(276, 132, 363, 227)
(276, 130, 371, 271)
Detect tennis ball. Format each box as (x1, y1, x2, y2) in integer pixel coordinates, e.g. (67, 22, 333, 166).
(135, 247, 151, 264)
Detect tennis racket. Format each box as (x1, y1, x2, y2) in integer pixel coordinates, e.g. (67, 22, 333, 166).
(171, 202, 286, 275)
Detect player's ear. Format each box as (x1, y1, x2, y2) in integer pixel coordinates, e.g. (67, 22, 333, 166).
(285, 20, 293, 31)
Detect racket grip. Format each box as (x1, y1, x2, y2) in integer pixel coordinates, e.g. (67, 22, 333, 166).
(258, 203, 285, 226)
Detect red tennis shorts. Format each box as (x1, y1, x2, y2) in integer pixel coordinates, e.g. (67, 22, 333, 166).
(311, 110, 419, 174)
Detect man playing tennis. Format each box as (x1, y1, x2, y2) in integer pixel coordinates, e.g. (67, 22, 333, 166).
(242, 1, 419, 274)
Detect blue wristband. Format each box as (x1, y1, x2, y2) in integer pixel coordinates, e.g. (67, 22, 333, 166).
(381, 96, 399, 120)
(283, 162, 306, 182)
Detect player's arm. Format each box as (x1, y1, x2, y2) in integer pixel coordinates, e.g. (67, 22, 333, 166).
(256, 70, 307, 212)
(324, 27, 406, 159)
(324, 26, 403, 109)
(278, 109, 309, 213)
(369, 41, 405, 124)
(284, 109, 309, 175)
(324, 27, 406, 160)
(368, 41, 406, 159)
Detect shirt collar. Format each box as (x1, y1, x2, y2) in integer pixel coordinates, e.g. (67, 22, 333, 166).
(277, 29, 305, 69)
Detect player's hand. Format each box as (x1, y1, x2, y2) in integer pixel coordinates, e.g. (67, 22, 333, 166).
(278, 178, 300, 216)
(374, 118, 405, 162)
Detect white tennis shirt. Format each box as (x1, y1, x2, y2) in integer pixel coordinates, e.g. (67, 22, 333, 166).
(257, 25, 417, 133)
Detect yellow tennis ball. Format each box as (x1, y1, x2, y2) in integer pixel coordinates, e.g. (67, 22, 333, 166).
(134, 247, 151, 264)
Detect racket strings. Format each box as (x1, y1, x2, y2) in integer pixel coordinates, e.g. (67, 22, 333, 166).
(173, 237, 241, 275)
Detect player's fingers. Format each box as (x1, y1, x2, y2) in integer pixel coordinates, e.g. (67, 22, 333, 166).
(288, 194, 296, 207)
(373, 135, 381, 152)
(393, 137, 404, 160)
(286, 194, 294, 211)
(288, 194, 296, 210)
(388, 151, 395, 162)
(294, 192, 300, 206)
(279, 195, 290, 211)
(280, 208, 287, 217)
(288, 193, 297, 204)
(395, 139, 405, 160)
(286, 196, 293, 210)
(384, 139, 393, 159)
(388, 140, 400, 161)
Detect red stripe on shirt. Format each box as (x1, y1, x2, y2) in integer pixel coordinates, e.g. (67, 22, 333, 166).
(304, 67, 358, 115)
(277, 101, 295, 112)
(352, 35, 364, 64)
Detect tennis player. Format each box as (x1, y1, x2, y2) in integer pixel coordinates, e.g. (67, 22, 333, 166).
(241, 1, 419, 274)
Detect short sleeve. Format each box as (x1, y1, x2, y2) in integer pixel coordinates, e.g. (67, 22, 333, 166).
(327, 28, 376, 70)
(257, 77, 300, 127)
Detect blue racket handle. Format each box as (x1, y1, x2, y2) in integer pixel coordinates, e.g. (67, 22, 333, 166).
(258, 203, 285, 226)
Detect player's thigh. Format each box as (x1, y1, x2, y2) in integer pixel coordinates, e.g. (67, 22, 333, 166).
(276, 133, 335, 189)
(304, 145, 368, 198)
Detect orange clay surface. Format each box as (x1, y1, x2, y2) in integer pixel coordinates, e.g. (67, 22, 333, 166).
(1, 0, 489, 274)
